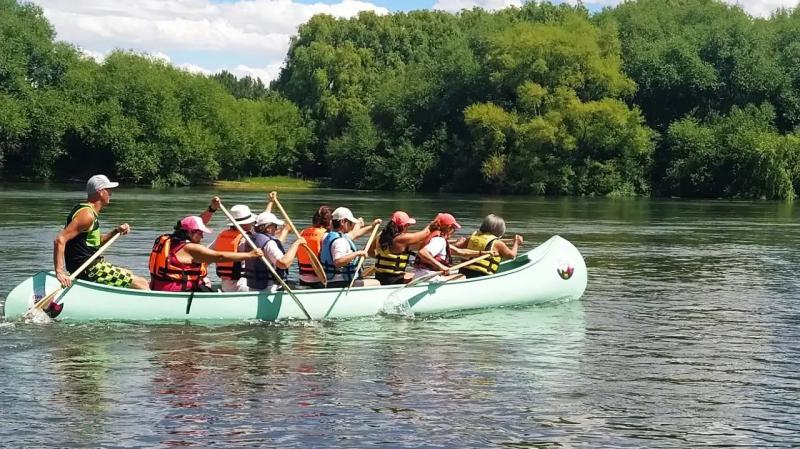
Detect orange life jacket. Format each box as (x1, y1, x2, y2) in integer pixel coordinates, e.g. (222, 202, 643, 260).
(148, 234, 208, 288)
(297, 226, 326, 276)
(211, 228, 244, 280)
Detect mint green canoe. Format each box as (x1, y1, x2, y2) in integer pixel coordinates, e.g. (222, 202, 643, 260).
(3, 236, 587, 322)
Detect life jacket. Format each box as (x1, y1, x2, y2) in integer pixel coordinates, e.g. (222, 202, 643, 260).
(64, 203, 102, 273)
(460, 232, 501, 275)
(319, 231, 358, 281)
(244, 233, 288, 289)
(148, 234, 208, 291)
(413, 231, 451, 271)
(375, 244, 412, 275)
(297, 226, 326, 277)
(212, 228, 244, 280)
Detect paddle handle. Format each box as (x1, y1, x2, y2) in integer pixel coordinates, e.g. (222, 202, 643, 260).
(446, 252, 493, 273)
(31, 231, 123, 313)
(347, 221, 381, 292)
(219, 202, 312, 320)
(271, 194, 328, 285)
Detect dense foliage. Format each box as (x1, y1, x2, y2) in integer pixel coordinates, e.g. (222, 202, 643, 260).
(1, 0, 799, 198)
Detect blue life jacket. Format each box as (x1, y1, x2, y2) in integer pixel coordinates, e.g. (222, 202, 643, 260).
(243, 233, 287, 290)
(319, 231, 358, 281)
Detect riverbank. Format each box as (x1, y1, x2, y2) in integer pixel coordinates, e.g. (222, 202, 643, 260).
(214, 176, 320, 190)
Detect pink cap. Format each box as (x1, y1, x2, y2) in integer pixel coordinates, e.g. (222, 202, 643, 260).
(391, 211, 416, 227)
(435, 213, 461, 229)
(180, 216, 212, 234)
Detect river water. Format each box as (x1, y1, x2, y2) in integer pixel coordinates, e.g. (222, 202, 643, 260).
(1, 184, 798, 447)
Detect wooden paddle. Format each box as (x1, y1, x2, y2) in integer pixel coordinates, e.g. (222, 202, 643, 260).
(381, 252, 494, 315)
(269, 193, 328, 286)
(24, 231, 122, 320)
(346, 220, 381, 293)
(219, 201, 312, 321)
(448, 238, 515, 244)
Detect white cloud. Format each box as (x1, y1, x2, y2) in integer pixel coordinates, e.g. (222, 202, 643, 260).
(229, 63, 285, 84)
(724, 0, 800, 17)
(433, 0, 521, 12)
(177, 62, 212, 75)
(32, 0, 388, 82)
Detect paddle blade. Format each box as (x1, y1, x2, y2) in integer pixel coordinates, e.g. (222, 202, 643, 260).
(380, 290, 415, 318)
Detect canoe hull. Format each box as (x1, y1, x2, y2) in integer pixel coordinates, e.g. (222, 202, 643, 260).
(3, 235, 587, 322)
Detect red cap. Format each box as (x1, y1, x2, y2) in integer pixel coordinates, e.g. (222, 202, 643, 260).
(180, 216, 213, 234)
(391, 211, 416, 227)
(435, 213, 461, 229)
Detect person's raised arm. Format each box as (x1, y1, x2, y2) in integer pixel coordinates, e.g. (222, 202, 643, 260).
(347, 218, 381, 240)
(394, 223, 432, 247)
(183, 243, 263, 264)
(494, 235, 523, 259)
(200, 196, 221, 225)
(275, 237, 305, 270)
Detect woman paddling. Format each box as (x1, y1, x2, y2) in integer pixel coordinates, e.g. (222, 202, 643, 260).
(454, 214, 523, 278)
(296, 205, 332, 289)
(319, 207, 381, 288)
(412, 213, 468, 282)
(243, 212, 306, 292)
(371, 211, 431, 285)
(149, 216, 263, 292)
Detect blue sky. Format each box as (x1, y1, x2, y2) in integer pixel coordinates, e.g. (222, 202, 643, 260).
(31, 0, 791, 83)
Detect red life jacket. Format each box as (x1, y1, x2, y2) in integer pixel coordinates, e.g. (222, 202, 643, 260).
(297, 226, 326, 277)
(211, 228, 244, 280)
(413, 231, 451, 271)
(149, 234, 208, 291)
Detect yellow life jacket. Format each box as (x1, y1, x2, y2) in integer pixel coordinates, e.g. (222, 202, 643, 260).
(374, 246, 411, 275)
(461, 232, 501, 275)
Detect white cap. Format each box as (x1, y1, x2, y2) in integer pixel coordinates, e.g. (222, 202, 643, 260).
(87, 174, 119, 195)
(255, 212, 284, 227)
(226, 204, 256, 226)
(332, 207, 358, 224)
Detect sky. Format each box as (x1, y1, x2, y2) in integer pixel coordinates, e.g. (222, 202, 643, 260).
(30, 0, 800, 84)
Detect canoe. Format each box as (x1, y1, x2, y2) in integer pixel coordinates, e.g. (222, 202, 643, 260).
(3, 235, 587, 322)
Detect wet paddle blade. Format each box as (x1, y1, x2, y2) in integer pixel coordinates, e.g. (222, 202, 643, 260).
(380, 290, 415, 318)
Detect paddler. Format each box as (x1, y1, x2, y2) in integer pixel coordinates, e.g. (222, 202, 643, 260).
(209, 204, 256, 292)
(54, 174, 149, 291)
(412, 212, 478, 282)
(296, 205, 332, 289)
(453, 214, 523, 278)
(242, 211, 306, 292)
(370, 211, 432, 285)
(319, 207, 381, 288)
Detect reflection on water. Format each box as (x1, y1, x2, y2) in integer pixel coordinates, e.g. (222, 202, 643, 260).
(1, 185, 799, 447)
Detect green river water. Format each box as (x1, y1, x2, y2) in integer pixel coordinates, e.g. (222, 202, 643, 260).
(1, 184, 798, 447)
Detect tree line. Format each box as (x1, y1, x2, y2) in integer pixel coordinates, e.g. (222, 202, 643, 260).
(1, 0, 799, 198)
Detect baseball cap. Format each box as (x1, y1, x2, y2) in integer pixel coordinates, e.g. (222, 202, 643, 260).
(435, 213, 461, 229)
(87, 174, 119, 195)
(180, 216, 213, 234)
(391, 211, 416, 227)
(226, 204, 256, 226)
(332, 207, 358, 224)
(255, 212, 284, 227)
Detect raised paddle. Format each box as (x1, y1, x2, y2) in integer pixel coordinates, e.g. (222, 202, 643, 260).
(269, 193, 328, 286)
(218, 201, 313, 321)
(346, 220, 381, 293)
(381, 252, 494, 316)
(24, 231, 123, 320)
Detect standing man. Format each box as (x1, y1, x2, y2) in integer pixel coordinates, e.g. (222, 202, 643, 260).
(54, 175, 149, 290)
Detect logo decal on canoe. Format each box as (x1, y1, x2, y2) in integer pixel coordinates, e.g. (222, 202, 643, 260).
(557, 261, 574, 280)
